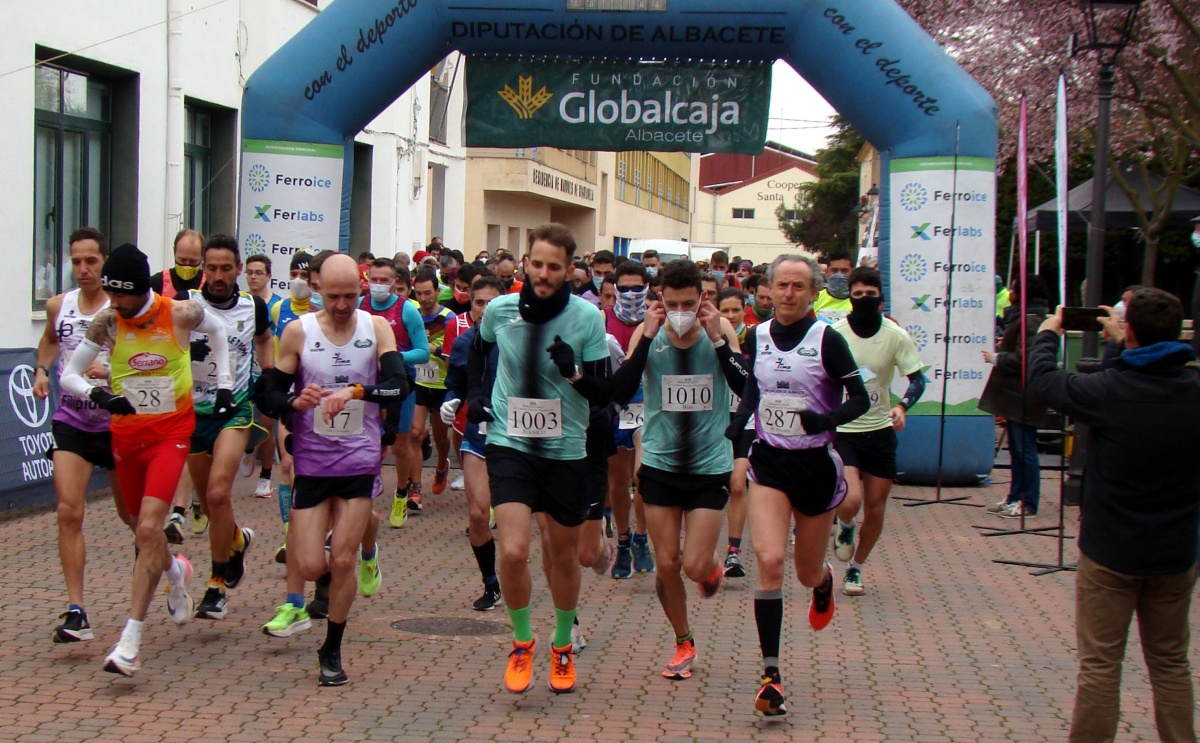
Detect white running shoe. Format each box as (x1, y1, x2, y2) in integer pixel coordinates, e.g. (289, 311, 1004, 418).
(103, 638, 141, 676)
(254, 477, 273, 498)
(165, 555, 194, 626)
(238, 452, 255, 478)
(592, 539, 615, 576)
(571, 622, 587, 654)
(450, 474, 465, 491)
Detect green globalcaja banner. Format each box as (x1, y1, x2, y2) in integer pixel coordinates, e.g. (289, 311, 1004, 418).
(466, 59, 770, 154)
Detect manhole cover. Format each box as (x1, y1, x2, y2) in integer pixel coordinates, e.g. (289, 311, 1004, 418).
(390, 617, 508, 636)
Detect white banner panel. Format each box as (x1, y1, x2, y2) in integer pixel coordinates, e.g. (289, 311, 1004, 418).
(888, 156, 995, 415)
(238, 139, 344, 295)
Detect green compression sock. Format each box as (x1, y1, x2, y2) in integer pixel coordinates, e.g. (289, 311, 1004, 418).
(553, 607, 577, 649)
(507, 605, 533, 643)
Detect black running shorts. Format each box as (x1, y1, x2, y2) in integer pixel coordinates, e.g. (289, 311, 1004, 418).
(833, 427, 898, 480)
(638, 465, 731, 512)
(415, 385, 447, 410)
(748, 441, 846, 517)
(293, 474, 376, 510)
(486, 444, 592, 527)
(49, 420, 115, 470)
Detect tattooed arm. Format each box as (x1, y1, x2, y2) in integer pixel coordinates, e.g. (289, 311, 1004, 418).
(59, 309, 116, 398)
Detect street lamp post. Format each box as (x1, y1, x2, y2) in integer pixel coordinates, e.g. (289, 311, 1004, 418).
(1072, 0, 1143, 359)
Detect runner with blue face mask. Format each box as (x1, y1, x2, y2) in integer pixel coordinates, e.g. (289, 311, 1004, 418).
(580, 250, 615, 308)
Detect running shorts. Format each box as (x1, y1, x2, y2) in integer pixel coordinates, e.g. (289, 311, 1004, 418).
(748, 441, 847, 517)
(486, 444, 591, 528)
(638, 465, 731, 512)
(415, 385, 447, 410)
(833, 427, 898, 480)
(111, 435, 191, 518)
(293, 474, 376, 510)
(49, 420, 115, 471)
(190, 399, 260, 455)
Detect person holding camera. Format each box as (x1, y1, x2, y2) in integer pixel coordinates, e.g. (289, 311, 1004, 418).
(1028, 288, 1200, 742)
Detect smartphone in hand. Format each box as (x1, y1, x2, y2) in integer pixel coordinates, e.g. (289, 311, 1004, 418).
(1061, 306, 1106, 332)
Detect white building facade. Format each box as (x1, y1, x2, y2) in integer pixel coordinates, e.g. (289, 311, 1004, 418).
(1, 0, 465, 348)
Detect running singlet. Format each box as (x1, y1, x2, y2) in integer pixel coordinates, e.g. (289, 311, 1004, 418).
(358, 296, 414, 354)
(832, 316, 922, 433)
(188, 290, 258, 412)
(291, 311, 382, 479)
(415, 306, 455, 390)
(640, 331, 733, 475)
(271, 297, 309, 341)
(109, 294, 195, 441)
(813, 291, 851, 325)
(752, 319, 841, 450)
(52, 289, 111, 433)
(478, 293, 609, 460)
(604, 306, 639, 355)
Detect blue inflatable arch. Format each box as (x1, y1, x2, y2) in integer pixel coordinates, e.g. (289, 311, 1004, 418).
(242, 0, 998, 485)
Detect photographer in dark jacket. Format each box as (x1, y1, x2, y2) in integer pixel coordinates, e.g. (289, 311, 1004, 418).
(1028, 288, 1200, 743)
(979, 275, 1051, 518)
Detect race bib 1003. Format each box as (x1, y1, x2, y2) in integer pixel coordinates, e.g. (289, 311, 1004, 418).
(507, 397, 562, 439)
(313, 400, 365, 437)
(662, 374, 714, 412)
(123, 376, 176, 414)
(758, 393, 807, 436)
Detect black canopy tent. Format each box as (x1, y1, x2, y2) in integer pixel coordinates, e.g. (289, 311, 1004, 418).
(1025, 164, 1200, 233)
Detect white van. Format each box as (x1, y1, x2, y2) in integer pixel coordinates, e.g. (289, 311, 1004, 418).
(628, 238, 689, 264)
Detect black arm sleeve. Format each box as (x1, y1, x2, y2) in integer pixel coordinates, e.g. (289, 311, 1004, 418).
(732, 326, 761, 421)
(715, 342, 749, 396)
(820, 329, 870, 427)
(900, 372, 927, 410)
(571, 356, 612, 407)
(256, 367, 297, 420)
(253, 295, 270, 336)
(611, 335, 653, 406)
(360, 351, 410, 402)
(467, 332, 494, 401)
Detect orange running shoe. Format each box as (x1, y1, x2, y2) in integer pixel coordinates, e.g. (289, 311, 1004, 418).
(696, 559, 724, 599)
(504, 636, 537, 693)
(661, 640, 696, 680)
(431, 461, 449, 495)
(548, 643, 576, 694)
(808, 562, 836, 631)
(755, 676, 787, 716)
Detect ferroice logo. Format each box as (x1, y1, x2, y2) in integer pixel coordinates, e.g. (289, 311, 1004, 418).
(248, 164, 270, 192)
(899, 253, 927, 282)
(899, 183, 928, 212)
(128, 352, 168, 372)
(8, 364, 50, 429)
(244, 233, 266, 255)
(500, 75, 553, 119)
(906, 325, 929, 352)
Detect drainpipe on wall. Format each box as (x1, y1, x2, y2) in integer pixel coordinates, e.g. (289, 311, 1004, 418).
(165, 0, 185, 262)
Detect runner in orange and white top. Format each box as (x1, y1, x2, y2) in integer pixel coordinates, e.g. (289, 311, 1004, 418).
(60, 244, 236, 678)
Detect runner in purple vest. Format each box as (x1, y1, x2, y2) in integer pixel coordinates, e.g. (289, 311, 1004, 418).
(257, 254, 408, 687)
(34, 228, 134, 644)
(728, 254, 869, 717)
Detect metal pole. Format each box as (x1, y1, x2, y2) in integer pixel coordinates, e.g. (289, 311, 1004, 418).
(1083, 62, 1114, 358)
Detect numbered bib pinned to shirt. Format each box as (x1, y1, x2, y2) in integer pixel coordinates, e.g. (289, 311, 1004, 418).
(618, 403, 645, 430)
(123, 376, 176, 415)
(508, 397, 562, 438)
(415, 361, 439, 385)
(313, 399, 365, 437)
(662, 374, 714, 412)
(759, 393, 807, 436)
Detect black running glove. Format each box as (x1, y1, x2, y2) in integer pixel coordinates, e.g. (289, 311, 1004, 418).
(466, 395, 494, 424)
(212, 388, 237, 421)
(799, 409, 834, 435)
(724, 413, 750, 441)
(89, 388, 136, 416)
(545, 335, 577, 378)
(190, 338, 211, 362)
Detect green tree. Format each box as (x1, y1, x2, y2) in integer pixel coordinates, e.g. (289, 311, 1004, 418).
(776, 116, 865, 257)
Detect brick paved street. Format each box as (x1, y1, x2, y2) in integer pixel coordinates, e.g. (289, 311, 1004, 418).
(3, 463, 1196, 742)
